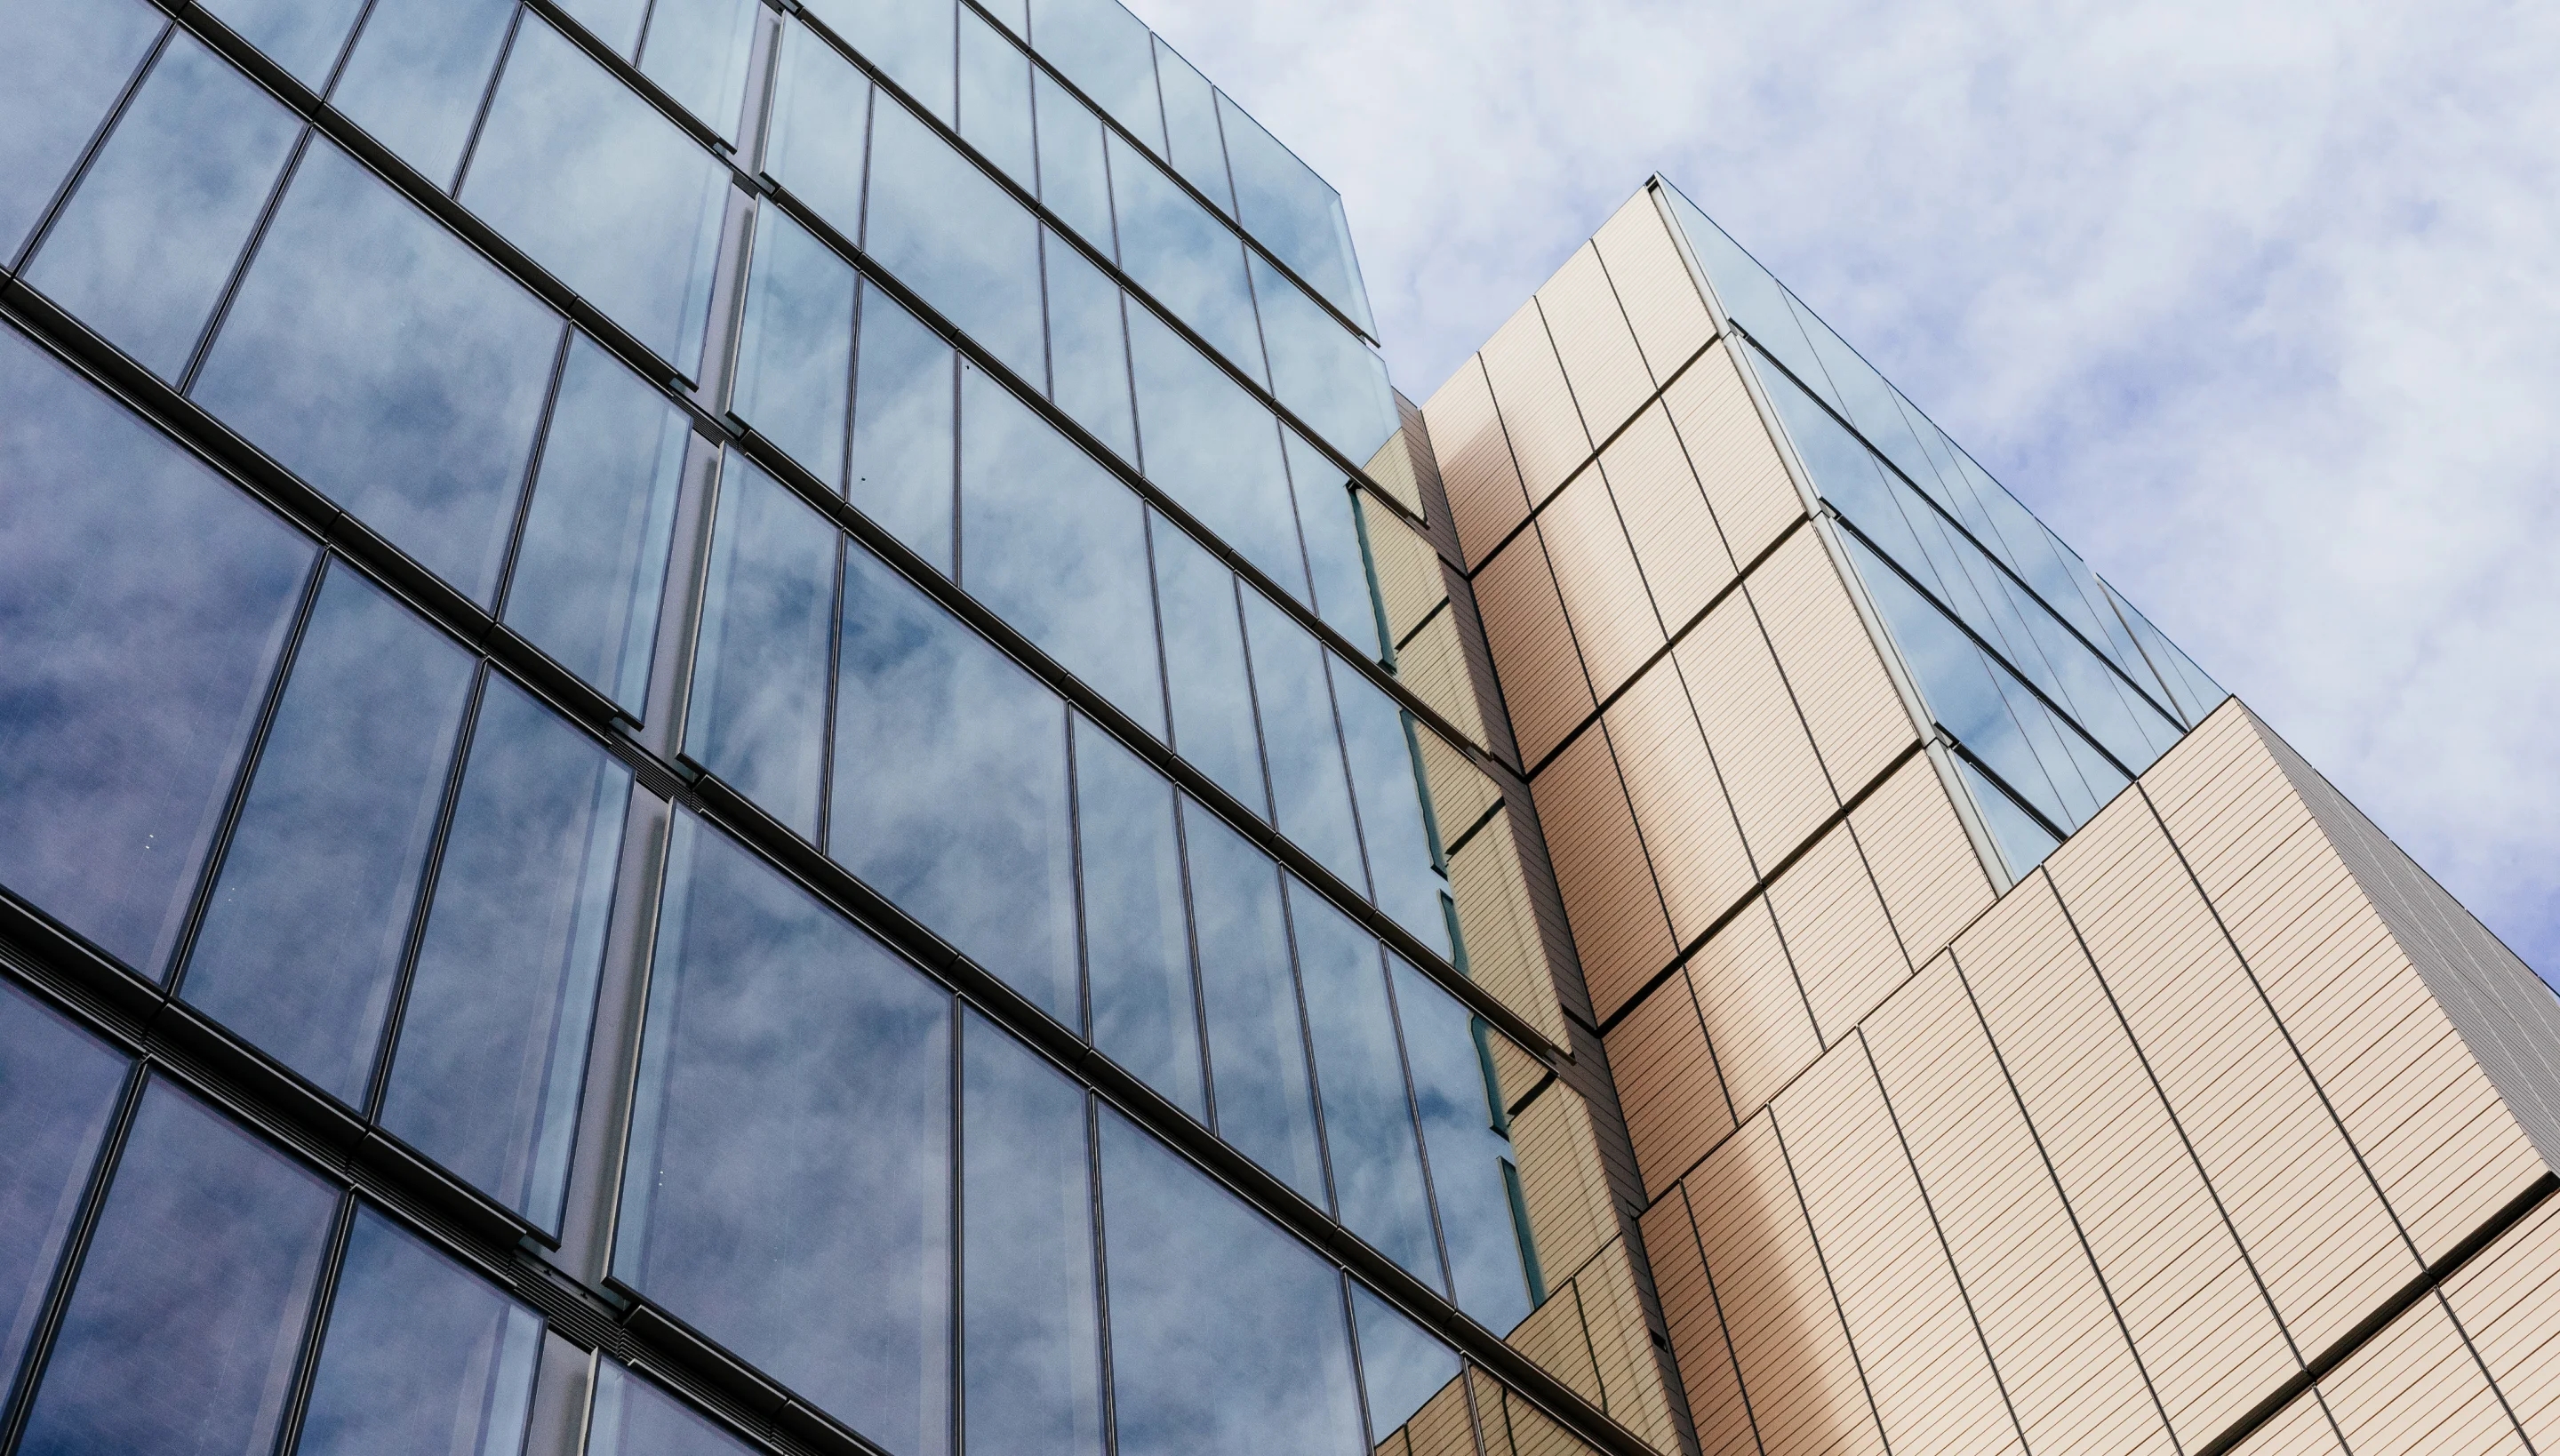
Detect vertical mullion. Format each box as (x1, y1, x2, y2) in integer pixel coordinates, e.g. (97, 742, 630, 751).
(1085, 1089, 1119, 1456)
(174, 122, 316, 395)
(4, 17, 172, 276)
(316, 0, 385, 100)
(1274, 862, 1339, 1220)
(1171, 785, 1218, 1139)
(262, 1190, 363, 1456)
(1064, 710, 1090, 1041)
(448, 4, 528, 197)
(1377, 947, 1460, 1300)
(948, 993, 965, 1456)
(815, 532, 847, 855)
(0, 1057, 148, 1452)
(490, 324, 580, 620)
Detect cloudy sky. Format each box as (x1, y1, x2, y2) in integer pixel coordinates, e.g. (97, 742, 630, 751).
(1143, 0, 2560, 982)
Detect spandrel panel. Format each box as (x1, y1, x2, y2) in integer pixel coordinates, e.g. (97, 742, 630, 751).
(1043, 235, 1138, 460)
(1336, 666, 1449, 954)
(198, 0, 363, 85)
(1031, 69, 1113, 254)
(1027, 0, 1161, 152)
(588, 1363, 758, 1456)
(1284, 434, 1385, 659)
(830, 544, 1079, 1024)
(554, 0, 649, 55)
(731, 206, 855, 491)
(380, 676, 629, 1232)
(1152, 39, 1230, 212)
(1109, 132, 1264, 385)
(616, 817, 951, 1456)
(851, 282, 957, 572)
(957, 6, 1035, 190)
(0, 0, 162, 263)
(332, 0, 516, 188)
(1151, 517, 1268, 817)
(1076, 720, 1206, 1118)
(194, 140, 560, 605)
(1351, 1283, 1466, 1440)
(1215, 92, 1371, 335)
(959, 367, 1163, 734)
(865, 97, 1045, 385)
(635, 0, 759, 138)
(763, 21, 869, 233)
(461, 17, 727, 376)
(806, 0, 953, 123)
(1099, 1110, 1368, 1456)
(961, 1013, 1108, 1456)
(0, 982, 128, 1389)
(1181, 798, 1326, 1204)
(182, 565, 476, 1106)
(0, 325, 312, 973)
(684, 457, 836, 840)
(1127, 306, 1306, 598)
(295, 1208, 544, 1456)
(1241, 590, 1366, 892)
(1254, 255, 1397, 466)
(25, 35, 300, 381)
(16, 1080, 334, 1456)
(1394, 955, 1533, 1337)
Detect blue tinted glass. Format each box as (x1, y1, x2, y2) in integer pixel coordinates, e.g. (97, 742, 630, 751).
(1241, 591, 1366, 891)
(183, 566, 476, 1103)
(1336, 668, 1448, 952)
(1150, 520, 1267, 816)
(831, 546, 1078, 1022)
(1392, 955, 1531, 1335)
(617, 818, 950, 1454)
(0, 983, 127, 1391)
(851, 283, 956, 571)
(865, 98, 1044, 385)
(684, 457, 836, 839)
(296, 1208, 543, 1456)
(587, 1363, 756, 1456)
(1074, 720, 1203, 1116)
(1290, 881, 1438, 1284)
(18, 1080, 333, 1456)
(1044, 235, 1135, 460)
(1755, 355, 1933, 588)
(1284, 435, 1384, 657)
(505, 336, 689, 714)
(732, 206, 855, 488)
(1027, 0, 1160, 150)
(2106, 578, 2227, 728)
(554, 0, 648, 55)
(986, 0, 1026, 36)
(25, 36, 300, 380)
(0, 326, 311, 972)
(1792, 304, 1945, 501)
(380, 677, 628, 1230)
(200, 0, 364, 84)
(763, 22, 869, 233)
(959, 368, 1162, 732)
(1179, 800, 1324, 1204)
(1030, 70, 1112, 254)
(1151, 40, 1229, 212)
(0, 0, 161, 264)
(1098, 1111, 1367, 1456)
(1350, 1283, 1463, 1439)
(1126, 308, 1305, 596)
(636, 0, 759, 138)
(958, 7, 1034, 190)
(332, 0, 515, 188)
(1254, 258, 1397, 465)
(807, 0, 953, 121)
(961, 1014, 1106, 1456)
(1215, 92, 1371, 334)
(194, 141, 561, 604)
(1660, 184, 1830, 403)
(1957, 755, 2060, 880)
(1108, 134, 1262, 383)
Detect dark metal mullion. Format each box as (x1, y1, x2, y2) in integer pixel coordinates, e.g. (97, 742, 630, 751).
(1170, 785, 1219, 1140)
(1376, 943, 1461, 1300)
(1338, 1269, 1381, 1452)
(1274, 863, 1341, 1221)
(1085, 1089, 1120, 1456)
(490, 324, 582, 622)
(264, 1190, 364, 1456)
(1946, 740, 2071, 848)
(173, 125, 317, 395)
(1230, 578, 1280, 825)
(631, 0, 665, 67)
(448, 4, 528, 197)
(814, 534, 847, 856)
(0, 1057, 149, 1454)
(947, 991, 965, 1456)
(4, 18, 174, 277)
(1317, 653, 1380, 904)
(315, 0, 385, 100)
(1062, 710, 1090, 1040)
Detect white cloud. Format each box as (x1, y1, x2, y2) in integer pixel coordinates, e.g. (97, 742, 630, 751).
(1143, 0, 2560, 978)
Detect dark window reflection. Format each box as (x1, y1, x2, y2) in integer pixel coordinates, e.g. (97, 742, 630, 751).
(17, 1079, 334, 1456)
(864, 98, 1044, 386)
(1044, 238, 1137, 460)
(685, 457, 837, 839)
(764, 22, 868, 235)
(1074, 720, 1204, 1118)
(616, 818, 950, 1456)
(1150, 521, 1267, 817)
(732, 206, 856, 490)
(806, 0, 952, 121)
(199, 0, 364, 85)
(1098, 1111, 1367, 1456)
(25, 34, 301, 380)
(0, 325, 312, 972)
(183, 564, 476, 1104)
(1391, 956, 1532, 1336)
(1335, 668, 1450, 955)
(332, 0, 516, 188)
(1240, 591, 1366, 892)
(1180, 801, 1324, 1204)
(0, 983, 128, 1392)
(635, 0, 760, 138)
(1253, 257, 1396, 466)
(1349, 1283, 1463, 1440)
(961, 1013, 1106, 1456)
(851, 283, 956, 572)
(0, 0, 162, 263)
(193, 140, 562, 604)
(830, 545, 1078, 1024)
(1217, 92, 1370, 334)
(1127, 308, 1306, 598)
(380, 676, 629, 1231)
(1108, 135, 1262, 384)
(956, 6, 1033, 190)
(1030, 70, 1112, 256)
(295, 1207, 544, 1455)
(587, 1361, 757, 1456)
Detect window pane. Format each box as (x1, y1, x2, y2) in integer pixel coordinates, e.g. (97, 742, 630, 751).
(684, 457, 836, 839)
(959, 368, 1162, 733)
(1150, 520, 1267, 817)
(24, 35, 300, 380)
(296, 1208, 543, 1456)
(0, 983, 127, 1390)
(616, 818, 950, 1456)
(194, 140, 561, 604)
(504, 335, 689, 714)
(957, 7, 1033, 190)
(1335, 668, 1449, 954)
(1108, 134, 1261, 383)
(1098, 1111, 1367, 1456)
(0, 325, 312, 972)
(1215, 92, 1370, 335)
(0, 0, 162, 263)
(1151, 39, 1228, 212)
(1254, 257, 1397, 466)
(1074, 720, 1203, 1117)
(587, 1363, 757, 1456)
(830, 545, 1078, 1023)
(1285, 434, 1384, 659)
(805, 0, 952, 122)
(851, 282, 956, 572)
(731, 206, 855, 489)
(1126, 308, 1305, 597)
(1026, 0, 1159, 149)
(1030, 70, 1110, 255)
(1957, 755, 2060, 880)
(636, 0, 759, 138)
(1180, 800, 1324, 1204)
(17, 1080, 334, 1456)
(182, 564, 476, 1105)
(1392, 955, 1532, 1336)
(461, 17, 727, 375)
(1241, 591, 1365, 891)
(864, 98, 1044, 386)
(1043, 236, 1136, 460)
(1350, 1282, 1463, 1440)
(199, 0, 363, 85)
(961, 1014, 1105, 1456)
(332, 0, 516, 188)
(380, 676, 630, 1231)
(553, 0, 648, 56)
(763, 21, 868, 234)
(1661, 186, 1828, 410)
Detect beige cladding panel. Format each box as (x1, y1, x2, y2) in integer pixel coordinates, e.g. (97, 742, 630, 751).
(1480, 299, 1593, 508)
(1532, 728, 1676, 1017)
(1689, 896, 1822, 1124)
(1580, 1238, 1684, 1451)
(2228, 1396, 2348, 1456)
(1424, 356, 1532, 567)
(1537, 244, 1656, 443)
(1511, 1282, 1606, 1408)
(1536, 476, 1664, 703)
(2316, 1294, 2525, 1454)
(1418, 724, 1501, 848)
(1364, 428, 1428, 519)
(1590, 189, 1715, 384)
(1663, 344, 1804, 568)
(1745, 529, 1915, 800)
(1446, 806, 1570, 1048)
(1767, 824, 1910, 1046)
(1605, 657, 1755, 957)
(1404, 1370, 1485, 1456)
(1602, 403, 1737, 633)
(1640, 1190, 1757, 1456)
(1673, 597, 1836, 871)
(1606, 967, 1732, 1197)
(1510, 1081, 1617, 1284)
(2444, 1197, 2560, 1447)
(1398, 610, 1492, 751)
(1473, 532, 1594, 766)
(1847, 754, 1995, 971)
(1369, 502, 1452, 646)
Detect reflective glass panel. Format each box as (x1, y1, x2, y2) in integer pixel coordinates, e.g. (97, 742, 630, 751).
(332, 0, 516, 188)
(17, 1080, 333, 1456)
(1152, 40, 1229, 212)
(731, 206, 855, 489)
(0, 0, 162, 263)
(1074, 720, 1203, 1116)
(763, 21, 869, 234)
(636, 0, 759, 138)
(1216, 92, 1370, 334)
(1660, 184, 1830, 412)
(1284, 434, 1384, 658)
(617, 818, 950, 1456)
(1290, 880, 1438, 1284)
(1109, 134, 1262, 383)
(194, 140, 561, 604)
(684, 457, 836, 839)
(957, 6, 1034, 190)
(588, 1363, 757, 1456)
(1027, 0, 1160, 150)
(296, 1208, 543, 1456)
(380, 677, 629, 1230)
(865, 97, 1044, 385)
(0, 326, 312, 972)
(986, 0, 1026, 36)
(830, 545, 1078, 1023)
(183, 567, 475, 1105)
(1180, 800, 1324, 1204)
(1241, 590, 1365, 891)
(1030, 69, 1112, 254)
(806, 0, 953, 122)
(1254, 257, 1397, 466)
(1336, 668, 1448, 952)
(1126, 308, 1305, 596)
(2107, 579, 2227, 727)
(1957, 754, 2060, 880)
(850, 283, 956, 572)
(26, 35, 300, 380)
(0, 983, 127, 1392)
(1043, 236, 1137, 460)
(1393, 955, 1532, 1335)
(553, 0, 648, 56)
(200, 0, 363, 85)
(961, 1014, 1106, 1456)
(1350, 1283, 1464, 1439)
(1151, 519, 1268, 816)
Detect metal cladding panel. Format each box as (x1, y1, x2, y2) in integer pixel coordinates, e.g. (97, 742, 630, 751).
(2316, 1294, 2524, 1454)
(1745, 529, 1915, 802)
(1581, 1238, 1684, 1452)
(2444, 1197, 2560, 1447)
(1848, 755, 1995, 972)
(1402, 610, 1494, 751)
(1538, 244, 1655, 444)
(1672, 597, 1835, 873)
(1515, 1282, 1607, 1406)
(1474, 530, 1595, 766)
(1479, 299, 1593, 509)
(1367, 413, 1431, 518)
(1591, 189, 1715, 385)
(1602, 403, 1735, 634)
(1641, 1190, 1757, 1456)
(1953, 873, 2296, 1449)
(2044, 794, 2419, 1357)
(1607, 968, 1732, 1198)
(1448, 804, 1572, 1049)
(2228, 1396, 2348, 1455)
(1663, 343, 1803, 569)
(1511, 1084, 1617, 1294)
(1479, 1368, 1602, 1456)
(1771, 1046, 2023, 1456)
(1766, 824, 1908, 1047)
(1537, 472, 1665, 703)
(1420, 725, 1502, 847)
(1689, 896, 1821, 1124)
(1604, 658, 1754, 956)
(1426, 355, 1532, 566)
(1532, 728, 1676, 1018)
(1372, 503, 1452, 645)
(1864, 957, 2175, 1456)
(1406, 1368, 1486, 1456)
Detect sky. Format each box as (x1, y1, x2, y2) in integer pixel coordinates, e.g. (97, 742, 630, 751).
(1140, 0, 2560, 983)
